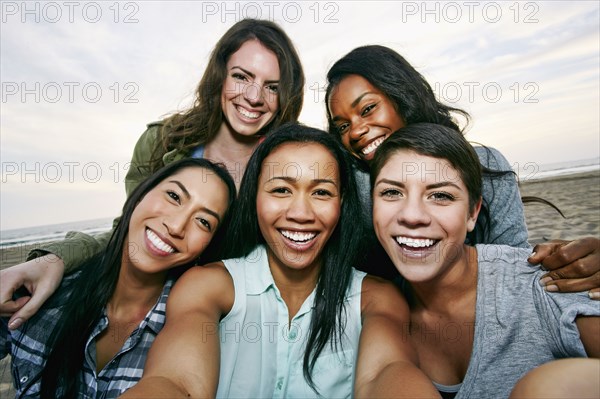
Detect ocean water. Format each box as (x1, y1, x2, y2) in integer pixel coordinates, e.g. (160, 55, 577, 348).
(516, 157, 599, 181)
(0, 217, 114, 249)
(1, 159, 598, 250)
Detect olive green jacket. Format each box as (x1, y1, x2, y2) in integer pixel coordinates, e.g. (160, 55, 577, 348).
(29, 122, 190, 272)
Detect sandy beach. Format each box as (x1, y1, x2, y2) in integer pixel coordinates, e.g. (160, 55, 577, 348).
(519, 170, 600, 244)
(1, 170, 599, 395)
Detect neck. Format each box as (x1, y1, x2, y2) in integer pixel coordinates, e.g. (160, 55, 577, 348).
(408, 245, 478, 314)
(204, 123, 261, 188)
(211, 122, 262, 152)
(108, 253, 167, 321)
(266, 249, 321, 321)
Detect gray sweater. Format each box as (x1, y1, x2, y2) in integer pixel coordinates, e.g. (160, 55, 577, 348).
(432, 244, 598, 398)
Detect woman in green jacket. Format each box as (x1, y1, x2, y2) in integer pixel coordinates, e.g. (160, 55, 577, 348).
(0, 18, 305, 330)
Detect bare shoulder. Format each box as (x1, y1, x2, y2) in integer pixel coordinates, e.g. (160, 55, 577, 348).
(168, 261, 235, 317)
(361, 275, 409, 319)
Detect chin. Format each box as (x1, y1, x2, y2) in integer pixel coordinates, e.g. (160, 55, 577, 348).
(392, 262, 438, 284)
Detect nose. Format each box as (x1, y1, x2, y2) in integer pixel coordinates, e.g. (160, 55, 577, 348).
(243, 82, 265, 106)
(348, 119, 368, 142)
(397, 196, 431, 227)
(285, 194, 315, 223)
(163, 211, 189, 239)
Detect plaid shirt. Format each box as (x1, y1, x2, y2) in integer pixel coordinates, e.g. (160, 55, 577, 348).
(0, 272, 173, 398)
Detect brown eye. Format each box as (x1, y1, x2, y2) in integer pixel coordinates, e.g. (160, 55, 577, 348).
(361, 103, 376, 116)
(167, 191, 181, 204)
(232, 73, 248, 82)
(429, 192, 455, 202)
(197, 217, 212, 232)
(336, 123, 349, 134)
(380, 188, 401, 199)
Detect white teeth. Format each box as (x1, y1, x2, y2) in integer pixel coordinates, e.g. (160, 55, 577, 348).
(395, 236, 436, 248)
(361, 137, 385, 155)
(146, 229, 175, 253)
(280, 230, 317, 243)
(236, 106, 260, 119)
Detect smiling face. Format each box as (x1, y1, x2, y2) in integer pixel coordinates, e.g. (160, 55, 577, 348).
(256, 142, 341, 274)
(220, 39, 280, 138)
(372, 150, 480, 284)
(328, 74, 405, 162)
(126, 167, 230, 274)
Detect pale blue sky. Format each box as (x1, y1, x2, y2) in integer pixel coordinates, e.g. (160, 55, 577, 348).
(1, 1, 599, 229)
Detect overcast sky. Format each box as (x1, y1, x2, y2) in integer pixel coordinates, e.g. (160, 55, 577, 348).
(1, 1, 599, 230)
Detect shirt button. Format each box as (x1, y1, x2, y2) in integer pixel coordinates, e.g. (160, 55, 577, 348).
(289, 330, 297, 340)
(20, 376, 28, 383)
(276, 377, 284, 390)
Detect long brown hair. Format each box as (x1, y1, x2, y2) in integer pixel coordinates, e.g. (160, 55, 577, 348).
(151, 19, 305, 172)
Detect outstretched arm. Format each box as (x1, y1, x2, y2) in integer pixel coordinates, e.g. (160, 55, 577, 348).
(120, 263, 234, 398)
(354, 276, 440, 398)
(0, 124, 163, 327)
(529, 237, 600, 298)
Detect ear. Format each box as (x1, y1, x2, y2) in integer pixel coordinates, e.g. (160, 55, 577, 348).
(466, 197, 482, 232)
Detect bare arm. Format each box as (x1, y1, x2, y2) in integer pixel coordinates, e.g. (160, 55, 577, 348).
(354, 276, 440, 398)
(120, 262, 234, 398)
(575, 316, 600, 358)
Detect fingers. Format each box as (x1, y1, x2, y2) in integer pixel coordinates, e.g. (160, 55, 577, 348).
(7, 287, 54, 330)
(0, 296, 30, 317)
(535, 237, 599, 271)
(528, 240, 567, 266)
(0, 267, 27, 314)
(539, 271, 600, 296)
(544, 254, 600, 281)
(0, 254, 66, 329)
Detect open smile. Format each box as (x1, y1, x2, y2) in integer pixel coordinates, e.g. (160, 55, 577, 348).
(394, 235, 440, 257)
(145, 228, 177, 255)
(279, 229, 319, 251)
(235, 104, 262, 120)
(360, 137, 385, 156)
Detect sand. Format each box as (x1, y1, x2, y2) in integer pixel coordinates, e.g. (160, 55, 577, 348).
(519, 170, 600, 244)
(1, 170, 598, 395)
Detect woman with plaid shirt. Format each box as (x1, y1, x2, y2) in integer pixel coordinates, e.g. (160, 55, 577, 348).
(1, 158, 235, 398)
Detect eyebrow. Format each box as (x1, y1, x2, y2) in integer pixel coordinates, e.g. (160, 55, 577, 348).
(169, 180, 190, 199)
(168, 180, 222, 223)
(231, 66, 279, 84)
(375, 178, 462, 191)
(267, 176, 338, 187)
(351, 91, 374, 108)
(331, 91, 374, 122)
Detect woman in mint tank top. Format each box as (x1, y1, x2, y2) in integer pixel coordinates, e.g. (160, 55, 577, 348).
(121, 124, 440, 398)
(370, 123, 599, 399)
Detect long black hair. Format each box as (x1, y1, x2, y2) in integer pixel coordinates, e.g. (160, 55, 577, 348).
(39, 158, 236, 398)
(325, 45, 470, 136)
(223, 122, 366, 392)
